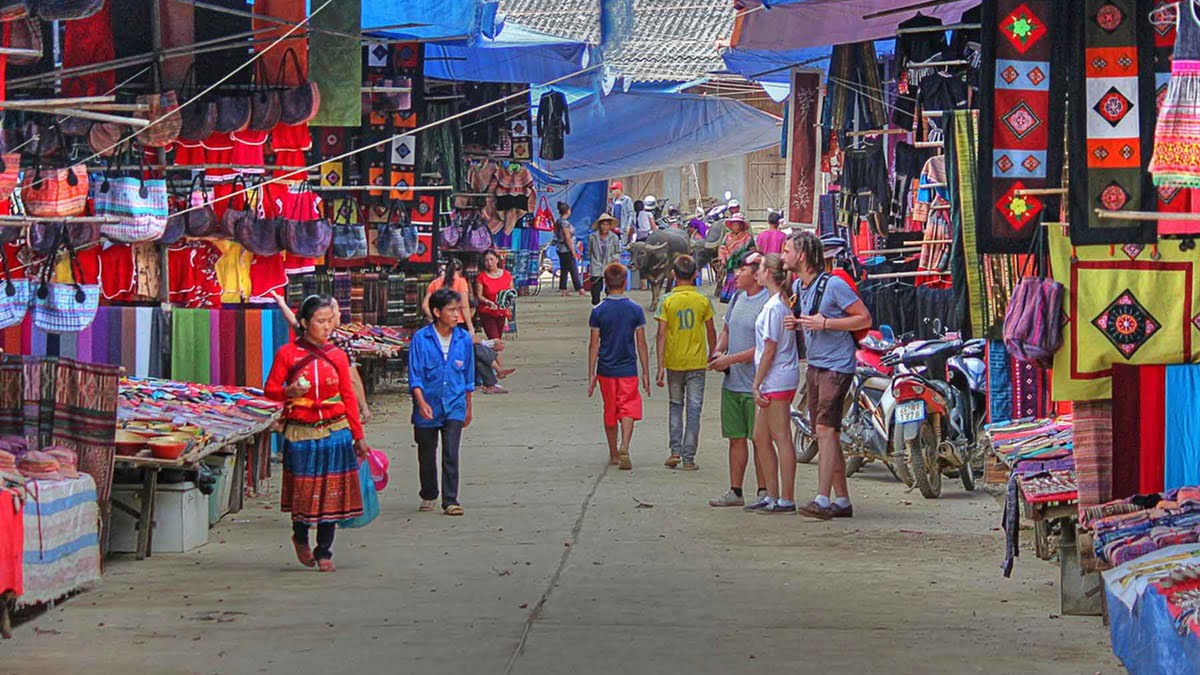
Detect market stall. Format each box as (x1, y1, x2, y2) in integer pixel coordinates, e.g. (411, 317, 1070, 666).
(112, 377, 282, 560)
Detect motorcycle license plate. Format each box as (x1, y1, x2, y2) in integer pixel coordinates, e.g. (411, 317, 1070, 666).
(895, 401, 926, 424)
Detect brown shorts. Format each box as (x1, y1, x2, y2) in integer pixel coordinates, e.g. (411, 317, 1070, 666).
(806, 366, 854, 431)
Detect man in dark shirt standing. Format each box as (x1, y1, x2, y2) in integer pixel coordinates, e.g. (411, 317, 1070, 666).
(588, 263, 651, 470)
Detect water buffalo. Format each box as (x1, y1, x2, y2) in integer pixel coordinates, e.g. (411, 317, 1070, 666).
(628, 228, 693, 310)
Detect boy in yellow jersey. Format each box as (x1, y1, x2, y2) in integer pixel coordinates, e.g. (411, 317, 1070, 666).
(655, 255, 716, 470)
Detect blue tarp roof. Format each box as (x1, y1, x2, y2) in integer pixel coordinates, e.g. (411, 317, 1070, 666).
(720, 39, 895, 84)
(362, 0, 494, 42)
(425, 22, 597, 84)
(536, 91, 781, 184)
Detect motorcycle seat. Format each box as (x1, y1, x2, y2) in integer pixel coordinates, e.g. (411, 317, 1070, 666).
(862, 376, 891, 391)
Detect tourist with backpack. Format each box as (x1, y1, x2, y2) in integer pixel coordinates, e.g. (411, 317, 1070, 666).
(782, 232, 872, 520)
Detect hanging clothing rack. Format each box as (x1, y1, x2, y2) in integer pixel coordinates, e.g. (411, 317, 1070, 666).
(867, 270, 951, 280)
(860, 241, 953, 255)
(1094, 210, 1200, 221)
(896, 22, 981, 35)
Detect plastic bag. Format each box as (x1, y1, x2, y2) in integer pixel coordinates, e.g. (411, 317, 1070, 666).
(339, 461, 379, 529)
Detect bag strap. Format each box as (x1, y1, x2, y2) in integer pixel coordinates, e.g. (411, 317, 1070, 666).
(294, 338, 339, 375)
(804, 272, 831, 316)
(276, 46, 307, 85)
(0, 239, 16, 296)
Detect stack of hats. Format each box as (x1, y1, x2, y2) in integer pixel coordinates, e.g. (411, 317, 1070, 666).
(17, 450, 61, 481)
(45, 446, 78, 479)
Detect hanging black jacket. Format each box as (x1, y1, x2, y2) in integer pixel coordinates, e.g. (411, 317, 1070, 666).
(536, 91, 570, 161)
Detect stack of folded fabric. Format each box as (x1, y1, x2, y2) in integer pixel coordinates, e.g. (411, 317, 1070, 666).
(987, 416, 1075, 467)
(44, 446, 78, 479)
(0, 449, 15, 476)
(118, 377, 284, 446)
(1088, 488, 1200, 566)
(17, 450, 61, 481)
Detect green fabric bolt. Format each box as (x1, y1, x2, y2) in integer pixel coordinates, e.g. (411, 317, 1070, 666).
(309, 0, 362, 126)
(948, 110, 988, 338)
(171, 308, 212, 384)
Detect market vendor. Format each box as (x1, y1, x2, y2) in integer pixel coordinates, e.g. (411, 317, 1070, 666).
(423, 258, 476, 334)
(265, 294, 369, 573)
(272, 293, 371, 423)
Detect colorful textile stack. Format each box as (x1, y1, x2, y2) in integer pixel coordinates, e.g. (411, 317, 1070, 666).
(1088, 488, 1200, 566)
(118, 377, 283, 445)
(987, 416, 1074, 466)
(332, 323, 409, 359)
(0, 450, 15, 476)
(17, 451, 61, 482)
(0, 307, 168, 379)
(171, 307, 292, 388)
(18, 475, 100, 607)
(44, 447, 78, 480)
(1104, 543, 1200, 673)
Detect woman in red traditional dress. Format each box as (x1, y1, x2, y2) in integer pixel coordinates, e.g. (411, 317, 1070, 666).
(265, 294, 367, 572)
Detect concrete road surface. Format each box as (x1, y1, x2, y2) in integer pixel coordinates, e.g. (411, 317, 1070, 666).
(2, 291, 1120, 675)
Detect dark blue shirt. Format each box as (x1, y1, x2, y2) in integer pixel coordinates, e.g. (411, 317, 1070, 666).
(408, 324, 475, 427)
(589, 295, 646, 378)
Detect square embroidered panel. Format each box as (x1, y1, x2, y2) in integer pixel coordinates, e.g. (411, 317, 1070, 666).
(1068, 0, 1158, 245)
(978, 0, 1068, 253)
(1050, 227, 1199, 400)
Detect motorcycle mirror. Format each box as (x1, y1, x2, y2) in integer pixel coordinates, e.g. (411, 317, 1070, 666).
(881, 325, 895, 342)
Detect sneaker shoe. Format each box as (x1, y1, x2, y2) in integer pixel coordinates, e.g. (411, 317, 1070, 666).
(679, 462, 699, 471)
(757, 501, 797, 515)
(797, 501, 834, 520)
(709, 489, 745, 507)
(618, 453, 632, 470)
(831, 503, 854, 519)
(664, 454, 682, 468)
(743, 496, 773, 512)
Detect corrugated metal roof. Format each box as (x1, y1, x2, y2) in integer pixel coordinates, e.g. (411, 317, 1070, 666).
(497, 0, 733, 82)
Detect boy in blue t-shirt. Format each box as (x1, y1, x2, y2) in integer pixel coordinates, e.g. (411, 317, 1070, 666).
(588, 263, 650, 470)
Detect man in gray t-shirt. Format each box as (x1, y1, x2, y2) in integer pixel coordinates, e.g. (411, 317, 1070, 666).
(706, 252, 770, 507)
(782, 232, 872, 521)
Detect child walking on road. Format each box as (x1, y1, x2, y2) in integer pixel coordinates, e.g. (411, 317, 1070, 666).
(655, 255, 716, 470)
(588, 263, 651, 470)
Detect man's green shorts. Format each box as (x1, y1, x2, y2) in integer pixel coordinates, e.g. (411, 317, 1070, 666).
(721, 389, 756, 439)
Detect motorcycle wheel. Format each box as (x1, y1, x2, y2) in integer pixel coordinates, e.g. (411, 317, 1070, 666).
(846, 456, 866, 477)
(792, 394, 818, 464)
(907, 421, 942, 499)
(886, 456, 913, 487)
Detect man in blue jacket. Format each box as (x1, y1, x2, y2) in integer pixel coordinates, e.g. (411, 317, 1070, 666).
(409, 288, 474, 516)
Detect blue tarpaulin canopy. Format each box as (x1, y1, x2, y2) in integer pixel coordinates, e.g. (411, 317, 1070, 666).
(720, 39, 895, 84)
(362, 0, 494, 42)
(425, 23, 597, 84)
(536, 91, 781, 184)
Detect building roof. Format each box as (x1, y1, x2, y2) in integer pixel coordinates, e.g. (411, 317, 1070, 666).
(497, 0, 734, 83)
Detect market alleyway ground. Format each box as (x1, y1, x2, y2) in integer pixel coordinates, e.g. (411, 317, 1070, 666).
(4, 292, 1118, 674)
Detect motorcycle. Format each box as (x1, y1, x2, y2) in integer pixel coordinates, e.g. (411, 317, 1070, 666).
(792, 328, 914, 485)
(888, 333, 988, 499)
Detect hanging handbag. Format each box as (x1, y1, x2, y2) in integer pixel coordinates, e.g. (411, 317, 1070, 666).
(376, 201, 410, 258)
(532, 196, 555, 232)
(136, 65, 182, 148)
(162, 191, 187, 246)
(235, 187, 282, 256)
(248, 61, 282, 132)
(30, 234, 99, 334)
(177, 64, 217, 142)
(217, 175, 251, 238)
(368, 76, 411, 113)
(279, 182, 331, 257)
(58, 114, 92, 138)
(440, 212, 464, 251)
(215, 92, 251, 133)
(0, 152, 20, 200)
(88, 121, 126, 157)
(0, 244, 27, 330)
(21, 121, 62, 159)
(27, 218, 99, 255)
(20, 162, 87, 218)
(330, 198, 367, 260)
(182, 174, 218, 237)
(30, 0, 102, 21)
(96, 145, 168, 242)
(277, 47, 321, 125)
(465, 215, 493, 252)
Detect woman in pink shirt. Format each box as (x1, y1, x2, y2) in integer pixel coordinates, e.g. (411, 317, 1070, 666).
(755, 212, 787, 255)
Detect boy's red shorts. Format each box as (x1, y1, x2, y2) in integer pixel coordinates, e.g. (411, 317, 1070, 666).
(598, 375, 642, 426)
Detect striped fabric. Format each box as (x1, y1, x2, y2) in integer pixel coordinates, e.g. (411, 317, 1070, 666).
(950, 110, 988, 336)
(18, 476, 101, 607)
(281, 427, 363, 524)
(171, 307, 291, 387)
(1075, 399, 1115, 514)
(30, 283, 100, 334)
(332, 271, 351, 323)
(0, 306, 165, 376)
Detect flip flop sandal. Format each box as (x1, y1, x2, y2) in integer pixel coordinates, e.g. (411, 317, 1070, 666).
(292, 538, 316, 567)
(419, 500, 436, 512)
(444, 504, 464, 516)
